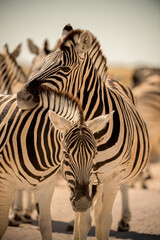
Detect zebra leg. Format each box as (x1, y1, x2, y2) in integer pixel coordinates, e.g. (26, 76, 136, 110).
(94, 174, 121, 240)
(21, 190, 34, 223)
(0, 187, 13, 239)
(73, 212, 79, 240)
(34, 182, 56, 240)
(9, 190, 23, 226)
(93, 184, 103, 235)
(118, 182, 131, 231)
(73, 209, 91, 240)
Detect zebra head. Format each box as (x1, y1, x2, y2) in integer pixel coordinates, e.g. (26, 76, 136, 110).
(17, 24, 96, 109)
(48, 92, 114, 212)
(27, 38, 58, 78)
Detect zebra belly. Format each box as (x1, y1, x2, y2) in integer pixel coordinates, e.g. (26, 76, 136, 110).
(0, 149, 61, 191)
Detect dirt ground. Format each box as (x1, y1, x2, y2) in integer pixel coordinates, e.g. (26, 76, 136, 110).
(2, 162, 160, 240)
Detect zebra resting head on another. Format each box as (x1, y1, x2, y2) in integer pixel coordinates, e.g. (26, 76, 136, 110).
(0, 43, 27, 94)
(17, 24, 150, 239)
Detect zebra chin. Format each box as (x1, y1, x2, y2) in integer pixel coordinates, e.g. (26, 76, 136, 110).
(71, 196, 92, 212)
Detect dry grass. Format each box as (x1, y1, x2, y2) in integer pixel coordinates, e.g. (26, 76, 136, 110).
(108, 65, 134, 87)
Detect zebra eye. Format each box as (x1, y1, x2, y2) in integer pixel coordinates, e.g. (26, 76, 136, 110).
(63, 150, 70, 159)
(60, 66, 71, 72)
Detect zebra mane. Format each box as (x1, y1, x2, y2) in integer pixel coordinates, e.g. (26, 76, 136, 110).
(40, 86, 84, 126)
(59, 29, 108, 82)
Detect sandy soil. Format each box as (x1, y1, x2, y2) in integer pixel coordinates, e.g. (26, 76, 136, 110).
(2, 162, 160, 240)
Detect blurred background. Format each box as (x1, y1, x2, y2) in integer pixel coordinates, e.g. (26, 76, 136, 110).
(0, 0, 160, 71)
(1, 0, 160, 237)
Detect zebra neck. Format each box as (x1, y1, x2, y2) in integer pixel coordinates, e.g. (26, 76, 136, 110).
(40, 90, 80, 122)
(0, 53, 26, 93)
(88, 38, 108, 83)
(78, 74, 111, 121)
(5, 53, 26, 82)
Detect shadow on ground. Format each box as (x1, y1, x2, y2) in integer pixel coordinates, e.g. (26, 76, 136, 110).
(31, 220, 160, 240)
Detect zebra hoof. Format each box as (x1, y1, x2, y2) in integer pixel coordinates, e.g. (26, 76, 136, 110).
(66, 224, 74, 231)
(20, 213, 32, 224)
(66, 220, 74, 231)
(118, 219, 130, 232)
(8, 213, 22, 227)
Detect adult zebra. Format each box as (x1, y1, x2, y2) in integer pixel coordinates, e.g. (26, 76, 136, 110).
(132, 66, 160, 87)
(0, 40, 55, 226)
(7, 38, 59, 226)
(0, 43, 27, 94)
(132, 74, 160, 162)
(17, 25, 150, 239)
(27, 38, 55, 77)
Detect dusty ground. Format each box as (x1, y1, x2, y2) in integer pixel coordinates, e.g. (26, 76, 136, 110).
(2, 162, 160, 240)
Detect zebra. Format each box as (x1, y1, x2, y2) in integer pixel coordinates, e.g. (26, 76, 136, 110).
(0, 43, 32, 226)
(0, 87, 93, 239)
(0, 39, 54, 226)
(17, 24, 150, 239)
(0, 43, 27, 94)
(131, 74, 160, 188)
(8, 38, 60, 226)
(132, 66, 160, 88)
(27, 38, 52, 77)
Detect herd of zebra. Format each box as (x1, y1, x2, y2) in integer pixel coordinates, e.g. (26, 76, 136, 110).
(0, 24, 159, 240)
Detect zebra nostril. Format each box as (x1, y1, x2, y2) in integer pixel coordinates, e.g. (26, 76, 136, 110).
(26, 94, 33, 102)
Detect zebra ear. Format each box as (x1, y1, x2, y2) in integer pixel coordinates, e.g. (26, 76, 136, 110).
(48, 110, 72, 132)
(87, 111, 114, 134)
(3, 44, 9, 54)
(78, 31, 93, 53)
(11, 43, 22, 58)
(27, 39, 39, 55)
(44, 39, 51, 55)
(61, 24, 73, 40)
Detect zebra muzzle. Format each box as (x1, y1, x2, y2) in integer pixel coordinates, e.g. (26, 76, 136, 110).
(71, 196, 92, 212)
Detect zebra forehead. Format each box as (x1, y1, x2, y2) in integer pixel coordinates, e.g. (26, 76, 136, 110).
(64, 125, 97, 151)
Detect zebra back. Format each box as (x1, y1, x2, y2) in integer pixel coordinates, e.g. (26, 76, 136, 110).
(132, 74, 160, 149)
(132, 67, 160, 87)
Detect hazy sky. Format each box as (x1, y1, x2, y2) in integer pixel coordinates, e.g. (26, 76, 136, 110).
(0, 0, 160, 67)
